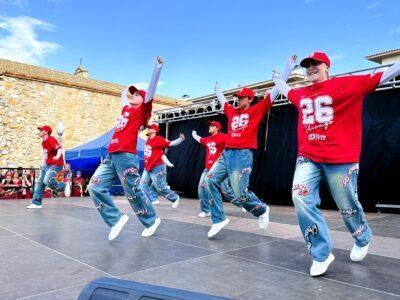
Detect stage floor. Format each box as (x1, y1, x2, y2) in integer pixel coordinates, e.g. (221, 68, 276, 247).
(0, 197, 399, 299)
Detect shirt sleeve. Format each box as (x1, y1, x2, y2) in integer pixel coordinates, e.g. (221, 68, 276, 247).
(355, 72, 383, 97)
(224, 102, 235, 116)
(253, 94, 272, 115)
(159, 137, 172, 148)
(200, 137, 208, 146)
(287, 88, 304, 107)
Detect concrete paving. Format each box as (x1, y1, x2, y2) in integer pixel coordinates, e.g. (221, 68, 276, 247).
(0, 197, 399, 299)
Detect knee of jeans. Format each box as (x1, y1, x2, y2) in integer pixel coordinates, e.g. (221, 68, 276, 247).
(88, 176, 101, 192)
(43, 176, 52, 186)
(130, 177, 141, 190)
(292, 183, 311, 207)
(204, 172, 217, 188)
(120, 167, 139, 185)
(339, 208, 360, 218)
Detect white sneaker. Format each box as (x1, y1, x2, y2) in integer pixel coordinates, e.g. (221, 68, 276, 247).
(142, 217, 161, 237)
(108, 214, 129, 241)
(172, 196, 180, 209)
(310, 253, 335, 276)
(198, 211, 211, 218)
(64, 182, 71, 197)
(207, 218, 230, 238)
(258, 206, 270, 230)
(152, 200, 160, 205)
(241, 207, 247, 212)
(26, 203, 42, 209)
(350, 243, 369, 262)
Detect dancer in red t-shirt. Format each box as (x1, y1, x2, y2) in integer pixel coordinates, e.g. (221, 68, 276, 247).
(204, 56, 297, 238)
(88, 56, 164, 240)
(141, 124, 184, 207)
(193, 120, 254, 217)
(273, 51, 400, 276)
(27, 125, 66, 208)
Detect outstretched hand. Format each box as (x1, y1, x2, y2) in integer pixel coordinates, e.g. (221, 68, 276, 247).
(157, 56, 164, 65)
(214, 81, 221, 93)
(192, 130, 197, 138)
(180, 133, 185, 140)
(272, 70, 281, 79)
(288, 54, 298, 68)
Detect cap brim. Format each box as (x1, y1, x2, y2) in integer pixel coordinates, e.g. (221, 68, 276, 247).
(234, 93, 246, 98)
(128, 85, 138, 95)
(300, 57, 323, 68)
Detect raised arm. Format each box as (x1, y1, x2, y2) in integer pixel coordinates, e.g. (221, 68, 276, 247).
(272, 71, 291, 98)
(192, 130, 202, 143)
(214, 81, 227, 107)
(145, 56, 164, 103)
(379, 61, 400, 86)
(269, 55, 297, 101)
(169, 133, 185, 147)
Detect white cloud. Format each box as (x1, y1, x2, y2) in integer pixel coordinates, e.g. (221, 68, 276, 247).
(133, 81, 166, 90)
(387, 27, 400, 35)
(0, 15, 60, 65)
(367, 0, 384, 9)
(330, 53, 346, 61)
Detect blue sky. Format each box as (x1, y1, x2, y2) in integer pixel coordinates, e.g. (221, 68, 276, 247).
(1, 0, 399, 99)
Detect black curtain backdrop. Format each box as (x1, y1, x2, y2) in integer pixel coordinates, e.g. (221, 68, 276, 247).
(161, 88, 400, 211)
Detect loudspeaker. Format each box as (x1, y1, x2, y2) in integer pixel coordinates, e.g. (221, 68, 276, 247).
(78, 277, 232, 300)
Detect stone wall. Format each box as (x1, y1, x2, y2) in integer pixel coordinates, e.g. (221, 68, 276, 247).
(0, 75, 171, 168)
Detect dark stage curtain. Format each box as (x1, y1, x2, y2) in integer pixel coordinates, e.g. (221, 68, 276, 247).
(161, 88, 400, 211)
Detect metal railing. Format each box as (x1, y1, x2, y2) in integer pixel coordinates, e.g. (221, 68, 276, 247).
(154, 64, 399, 124)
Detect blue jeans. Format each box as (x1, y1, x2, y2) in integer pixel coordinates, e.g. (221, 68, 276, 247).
(148, 184, 159, 203)
(292, 156, 372, 262)
(88, 153, 156, 228)
(198, 168, 255, 213)
(32, 164, 65, 205)
(204, 149, 267, 223)
(141, 164, 179, 203)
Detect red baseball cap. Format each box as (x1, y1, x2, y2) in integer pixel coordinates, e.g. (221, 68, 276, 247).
(207, 120, 222, 131)
(300, 52, 331, 68)
(234, 87, 254, 100)
(37, 125, 52, 135)
(128, 85, 146, 100)
(147, 124, 159, 133)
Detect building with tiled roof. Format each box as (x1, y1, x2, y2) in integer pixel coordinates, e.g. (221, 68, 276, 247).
(0, 58, 184, 107)
(0, 58, 185, 168)
(366, 49, 400, 65)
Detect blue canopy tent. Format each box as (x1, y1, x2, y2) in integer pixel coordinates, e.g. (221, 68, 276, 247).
(65, 129, 145, 195)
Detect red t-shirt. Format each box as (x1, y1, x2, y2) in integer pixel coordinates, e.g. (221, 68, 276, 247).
(108, 102, 152, 154)
(224, 95, 271, 149)
(42, 136, 64, 166)
(287, 72, 383, 163)
(144, 135, 171, 171)
(200, 133, 227, 170)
